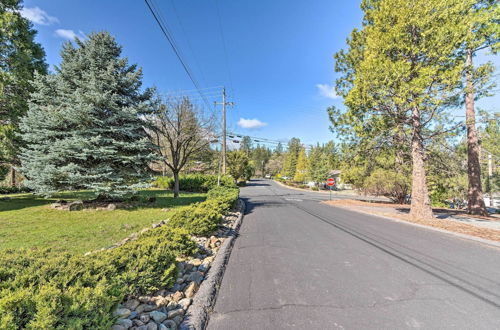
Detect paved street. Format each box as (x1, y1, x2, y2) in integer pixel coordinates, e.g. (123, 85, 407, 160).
(207, 179, 500, 329)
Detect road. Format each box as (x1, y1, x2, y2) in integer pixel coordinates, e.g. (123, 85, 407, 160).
(207, 179, 500, 329)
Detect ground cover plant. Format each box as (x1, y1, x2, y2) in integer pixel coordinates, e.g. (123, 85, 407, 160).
(0, 184, 239, 329)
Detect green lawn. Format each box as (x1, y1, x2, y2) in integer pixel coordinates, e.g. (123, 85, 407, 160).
(0, 190, 205, 254)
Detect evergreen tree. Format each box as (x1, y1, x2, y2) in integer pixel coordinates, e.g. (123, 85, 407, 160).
(307, 145, 330, 185)
(331, 0, 469, 219)
(0, 0, 47, 184)
(282, 137, 301, 178)
(458, 0, 498, 215)
(240, 136, 253, 155)
(293, 148, 307, 182)
(20, 32, 156, 198)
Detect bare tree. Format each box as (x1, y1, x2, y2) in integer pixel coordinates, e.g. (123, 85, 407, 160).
(151, 96, 214, 197)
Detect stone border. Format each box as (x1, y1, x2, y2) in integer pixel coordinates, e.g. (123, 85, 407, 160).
(179, 199, 246, 330)
(328, 203, 500, 249)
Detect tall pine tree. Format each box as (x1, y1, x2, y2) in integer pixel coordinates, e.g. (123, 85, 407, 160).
(20, 32, 157, 198)
(0, 0, 47, 184)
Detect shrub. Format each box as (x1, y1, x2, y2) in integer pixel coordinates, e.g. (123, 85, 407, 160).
(0, 186, 31, 195)
(153, 174, 235, 192)
(0, 225, 196, 329)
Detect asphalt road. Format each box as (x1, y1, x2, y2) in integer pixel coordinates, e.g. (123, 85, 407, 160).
(207, 179, 500, 330)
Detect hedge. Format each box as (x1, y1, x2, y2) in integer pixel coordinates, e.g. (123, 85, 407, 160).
(168, 187, 239, 236)
(153, 174, 236, 192)
(0, 185, 239, 329)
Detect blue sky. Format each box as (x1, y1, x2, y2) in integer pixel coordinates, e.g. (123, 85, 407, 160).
(22, 0, 499, 148)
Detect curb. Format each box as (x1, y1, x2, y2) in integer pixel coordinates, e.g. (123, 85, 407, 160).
(180, 199, 246, 330)
(329, 203, 500, 249)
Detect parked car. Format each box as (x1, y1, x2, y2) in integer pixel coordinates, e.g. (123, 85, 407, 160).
(265, 174, 271, 179)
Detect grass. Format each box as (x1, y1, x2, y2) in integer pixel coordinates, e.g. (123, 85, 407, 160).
(0, 189, 206, 254)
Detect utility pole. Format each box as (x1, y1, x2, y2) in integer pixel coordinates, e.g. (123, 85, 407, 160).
(214, 87, 234, 174)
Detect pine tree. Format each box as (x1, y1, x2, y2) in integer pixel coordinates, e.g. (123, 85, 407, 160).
(282, 138, 301, 178)
(293, 148, 307, 182)
(20, 32, 157, 198)
(0, 0, 47, 184)
(332, 0, 470, 219)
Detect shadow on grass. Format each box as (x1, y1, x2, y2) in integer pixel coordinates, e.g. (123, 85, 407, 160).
(0, 190, 206, 213)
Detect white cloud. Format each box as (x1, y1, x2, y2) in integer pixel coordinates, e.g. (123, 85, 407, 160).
(237, 118, 267, 129)
(55, 29, 85, 40)
(316, 83, 339, 99)
(20, 7, 59, 25)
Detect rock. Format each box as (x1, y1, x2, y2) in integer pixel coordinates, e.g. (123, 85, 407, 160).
(172, 316, 183, 325)
(107, 203, 117, 210)
(163, 319, 178, 329)
(208, 236, 218, 248)
(159, 324, 168, 330)
(184, 263, 194, 272)
(150, 310, 167, 323)
(153, 296, 169, 307)
(133, 319, 145, 326)
(135, 304, 146, 314)
(178, 298, 191, 310)
(115, 308, 132, 318)
(138, 296, 151, 303)
(139, 314, 151, 323)
(51, 202, 62, 209)
(171, 283, 182, 292)
(143, 304, 157, 312)
(189, 258, 202, 267)
(198, 260, 210, 274)
(167, 308, 184, 319)
(116, 318, 133, 329)
(172, 291, 184, 302)
(176, 277, 184, 284)
(125, 299, 140, 310)
(184, 281, 199, 298)
(146, 322, 158, 330)
(161, 208, 170, 212)
(187, 271, 204, 285)
(166, 301, 179, 311)
(69, 201, 83, 211)
(128, 311, 138, 320)
(137, 326, 148, 330)
(111, 325, 126, 330)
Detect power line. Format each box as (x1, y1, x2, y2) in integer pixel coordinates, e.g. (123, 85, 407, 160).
(144, 0, 212, 109)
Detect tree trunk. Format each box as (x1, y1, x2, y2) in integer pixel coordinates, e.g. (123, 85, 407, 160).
(465, 49, 487, 216)
(10, 166, 16, 187)
(173, 171, 180, 198)
(409, 106, 433, 219)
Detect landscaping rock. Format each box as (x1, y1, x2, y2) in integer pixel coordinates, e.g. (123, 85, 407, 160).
(139, 314, 150, 323)
(184, 281, 199, 298)
(133, 319, 145, 326)
(163, 319, 177, 329)
(68, 201, 83, 211)
(146, 322, 158, 330)
(138, 296, 151, 303)
(143, 304, 157, 312)
(111, 325, 126, 330)
(172, 316, 183, 325)
(115, 308, 132, 318)
(125, 299, 140, 310)
(166, 300, 179, 311)
(150, 310, 167, 323)
(128, 311, 138, 320)
(178, 298, 191, 310)
(187, 271, 204, 284)
(189, 258, 202, 267)
(159, 324, 168, 330)
(116, 318, 133, 329)
(107, 203, 117, 210)
(167, 308, 184, 319)
(172, 291, 184, 302)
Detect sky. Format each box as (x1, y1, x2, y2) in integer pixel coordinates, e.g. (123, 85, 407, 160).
(21, 0, 499, 149)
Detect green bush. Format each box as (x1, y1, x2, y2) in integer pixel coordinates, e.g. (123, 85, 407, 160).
(153, 174, 235, 192)
(168, 186, 239, 236)
(0, 225, 195, 329)
(0, 186, 31, 195)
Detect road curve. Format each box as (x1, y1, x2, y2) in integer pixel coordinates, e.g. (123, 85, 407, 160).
(207, 179, 500, 329)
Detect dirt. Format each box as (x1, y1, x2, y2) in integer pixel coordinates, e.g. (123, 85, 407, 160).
(324, 199, 500, 242)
